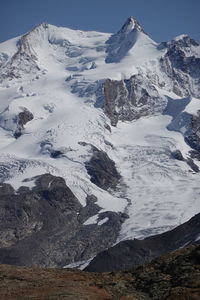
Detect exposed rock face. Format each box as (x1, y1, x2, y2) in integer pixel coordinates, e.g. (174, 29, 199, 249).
(85, 213, 200, 272)
(103, 35, 200, 127)
(104, 75, 166, 126)
(171, 149, 184, 161)
(159, 36, 200, 98)
(0, 245, 199, 300)
(14, 108, 34, 138)
(165, 97, 200, 162)
(0, 174, 126, 267)
(189, 149, 200, 160)
(17, 109, 34, 128)
(97, 31, 199, 132)
(185, 111, 200, 153)
(85, 145, 121, 190)
(186, 157, 199, 172)
(0, 107, 33, 138)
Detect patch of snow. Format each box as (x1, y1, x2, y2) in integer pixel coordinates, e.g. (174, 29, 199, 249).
(172, 34, 189, 42)
(195, 234, 200, 242)
(83, 215, 98, 225)
(0, 36, 20, 57)
(183, 97, 200, 115)
(64, 257, 94, 270)
(98, 217, 109, 226)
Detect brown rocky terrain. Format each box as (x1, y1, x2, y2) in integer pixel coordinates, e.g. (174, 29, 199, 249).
(0, 245, 199, 300)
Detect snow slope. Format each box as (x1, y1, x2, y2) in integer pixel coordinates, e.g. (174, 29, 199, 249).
(0, 18, 200, 245)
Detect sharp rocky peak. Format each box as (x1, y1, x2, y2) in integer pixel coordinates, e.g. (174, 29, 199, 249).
(105, 17, 148, 63)
(16, 22, 51, 56)
(119, 16, 145, 35)
(22, 22, 49, 42)
(30, 22, 49, 33)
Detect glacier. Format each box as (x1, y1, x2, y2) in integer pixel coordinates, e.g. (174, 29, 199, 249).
(0, 17, 199, 267)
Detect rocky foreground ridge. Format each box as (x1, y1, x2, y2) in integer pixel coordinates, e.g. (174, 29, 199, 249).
(0, 245, 199, 300)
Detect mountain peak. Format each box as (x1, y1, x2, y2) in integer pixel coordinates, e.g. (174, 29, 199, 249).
(25, 22, 49, 38)
(105, 17, 149, 63)
(120, 17, 145, 34)
(172, 34, 199, 47)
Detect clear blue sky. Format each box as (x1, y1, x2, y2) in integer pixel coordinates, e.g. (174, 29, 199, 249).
(0, 0, 199, 43)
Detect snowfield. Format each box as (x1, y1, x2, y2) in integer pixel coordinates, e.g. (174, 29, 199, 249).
(0, 18, 200, 244)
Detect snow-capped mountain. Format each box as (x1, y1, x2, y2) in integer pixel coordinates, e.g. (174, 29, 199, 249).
(0, 17, 199, 267)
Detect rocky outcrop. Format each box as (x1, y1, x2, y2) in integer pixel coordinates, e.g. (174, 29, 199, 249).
(165, 96, 200, 164)
(0, 107, 33, 138)
(85, 213, 200, 272)
(184, 111, 200, 153)
(104, 75, 166, 126)
(0, 245, 199, 300)
(104, 34, 200, 127)
(14, 108, 34, 138)
(171, 149, 184, 161)
(85, 145, 121, 190)
(0, 174, 126, 267)
(159, 36, 200, 98)
(186, 157, 199, 172)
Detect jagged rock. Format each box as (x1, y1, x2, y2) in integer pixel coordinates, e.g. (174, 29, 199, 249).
(104, 123, 111, 132)
(165, 98, 200, 165)
(171, 150, 184, 161)
(85, 145, 121, 190)
(0, 174, 125, 267)
(184, 111, 200, 153)
(85, 213, 200, 272)
(17, 109, 34, 127)
(172, 111, 200, 156)
(186, 158, 199, 172)
(104, 75, 166, 126)
(90, 61, 97, 69)
(189, 150, 200, 160)
(103, 34, 200, 127)
(14, 108, 34, 138)
(159, 36, 200, 98)
(0, 107, 33, 138)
